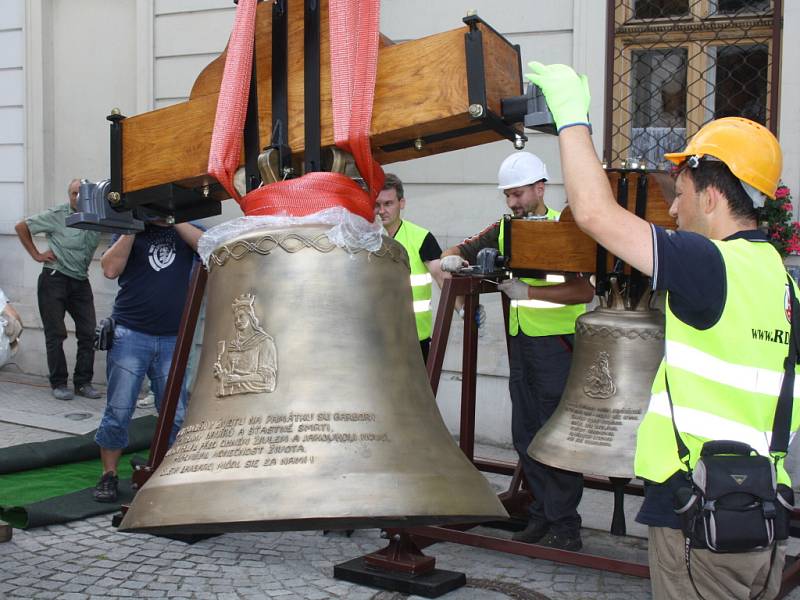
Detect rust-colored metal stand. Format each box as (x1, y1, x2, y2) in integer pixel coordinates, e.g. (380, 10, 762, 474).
(363, 530, 436, 575)
(407, 274, 651, 578)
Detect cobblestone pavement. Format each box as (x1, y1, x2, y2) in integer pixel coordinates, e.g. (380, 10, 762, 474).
(0, 373, 797, 599)
(0, 516, 652, 600)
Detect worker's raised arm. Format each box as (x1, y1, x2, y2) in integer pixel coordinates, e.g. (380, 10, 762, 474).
(525, 62, 654, 276)
(101, 235, 135, 279)
(174, 222, 203, 252)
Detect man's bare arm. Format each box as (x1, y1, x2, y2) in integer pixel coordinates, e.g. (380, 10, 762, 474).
(527, 276, 594, 305)
(174, 223, 203, 252)
(101, 235, 135, 279)
(14, 221, 56, 263)
(558, 127, 654, 275)
(425, 258, 446, 289)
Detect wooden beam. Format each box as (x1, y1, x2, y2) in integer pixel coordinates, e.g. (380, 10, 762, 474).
(506, 172, 676, 273)
(120, 0, 521, 196)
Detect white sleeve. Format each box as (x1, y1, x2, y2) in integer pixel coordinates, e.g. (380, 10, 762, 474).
(0, 288, 7, 314)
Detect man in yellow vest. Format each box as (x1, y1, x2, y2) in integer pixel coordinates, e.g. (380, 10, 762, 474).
(441, 152, 594, 551)
(527, 62, 799, 599)
(375, 174, 446, 362)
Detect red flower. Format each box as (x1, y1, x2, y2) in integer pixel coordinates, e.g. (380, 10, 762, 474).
(787, 236, 800, 255)
(775, 186, 790, 199)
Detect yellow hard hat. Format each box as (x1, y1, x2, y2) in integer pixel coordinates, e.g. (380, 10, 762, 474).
(664, 117, 782, 199)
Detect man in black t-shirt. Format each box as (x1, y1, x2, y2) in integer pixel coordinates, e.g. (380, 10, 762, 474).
(93, 221, 203, 503)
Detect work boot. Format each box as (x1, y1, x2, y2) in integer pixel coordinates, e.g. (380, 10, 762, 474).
(52, 386, 74, 401)
(538, 531, 582, 552)
(511, 519, 549, 543)
(75, 383, 103, 399)
(0, 520, 11, 543)
(93, 472, 119, 503)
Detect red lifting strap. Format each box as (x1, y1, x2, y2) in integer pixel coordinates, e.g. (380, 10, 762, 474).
(208, 0, 384, 220)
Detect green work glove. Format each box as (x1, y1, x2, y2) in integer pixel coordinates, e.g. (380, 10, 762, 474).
(525, 62, 591, 133)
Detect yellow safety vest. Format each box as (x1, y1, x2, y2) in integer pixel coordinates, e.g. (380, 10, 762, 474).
(498, 211, 586, 336)
(634, 239, 800, 486)
(394, 220, 434, 340)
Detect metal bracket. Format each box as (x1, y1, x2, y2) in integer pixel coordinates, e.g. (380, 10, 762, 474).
(270, 0, 293, 178)
(501, 83, 558, 136)
(107, 110, 125, 208)
(462, 14, 526, 147)
(123, 184, 222, 222)
(304, 0, 321, 173)
(67, 179, 144, 234)
(243, 42, 261, 192)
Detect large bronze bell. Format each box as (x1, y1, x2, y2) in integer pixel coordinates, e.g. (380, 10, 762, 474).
(120, 223, 508, 534)
(527, 283, 665, 478)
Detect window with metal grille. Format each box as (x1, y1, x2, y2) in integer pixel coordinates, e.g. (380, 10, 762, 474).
(604, 0, 782, 170)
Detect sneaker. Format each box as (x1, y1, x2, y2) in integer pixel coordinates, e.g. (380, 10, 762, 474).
(75, 383, 102, 399)
(93, 472, 119, 503)
(538, 531, 582, 552)
(511, 520, 550, 543)
(137, 392, 155, 408)
(52, 386, 74, 401)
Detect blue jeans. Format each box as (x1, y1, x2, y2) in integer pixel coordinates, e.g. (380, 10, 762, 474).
(95, 324, 187, 450)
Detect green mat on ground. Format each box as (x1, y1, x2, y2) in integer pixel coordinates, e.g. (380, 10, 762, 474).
(1, 478, 139, 529)
(0, 415, 157, 474)
(0, 416, 156, 528)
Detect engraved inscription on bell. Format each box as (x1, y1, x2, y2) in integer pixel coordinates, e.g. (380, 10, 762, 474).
(583, 350, 616, 399)
(213, 293, 277, 397)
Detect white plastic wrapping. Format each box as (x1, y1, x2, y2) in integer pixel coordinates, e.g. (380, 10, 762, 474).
(197, 207, 385, 267)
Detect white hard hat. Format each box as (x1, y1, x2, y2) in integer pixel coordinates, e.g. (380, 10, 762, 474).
(497, 152, 549, 190)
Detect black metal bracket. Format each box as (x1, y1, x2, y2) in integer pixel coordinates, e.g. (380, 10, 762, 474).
(107, 111, 125, 209)
(502, 83, 558, 136)
(304, 0, 321, 173)
(594, 171, 630, 297)
(125, 183, 223, 222)
(270, 0, 292, 179)
(378, 123, 488, 154)
(629, 171, 650, 301)
(243, 43, 261, 192)
(462, 14, 526, 147)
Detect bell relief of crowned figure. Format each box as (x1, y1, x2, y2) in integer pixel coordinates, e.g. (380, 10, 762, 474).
(213, 293, 277, 397)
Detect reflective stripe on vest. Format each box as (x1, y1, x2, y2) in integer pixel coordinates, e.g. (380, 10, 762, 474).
(498, 213, 585, 336)
(410, 273, 433, 287)
(634, 239, 800, 486)
(664, 339, 800, 397)
(394, 220, 434, 340)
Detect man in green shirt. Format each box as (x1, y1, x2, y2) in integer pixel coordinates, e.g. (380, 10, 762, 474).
(15, 179, 102, 400)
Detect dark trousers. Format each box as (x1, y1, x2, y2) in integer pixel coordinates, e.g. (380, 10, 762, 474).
(37, 268, 96, 389)
(419, 338, 431, 364)
(509, 332, 583, 535)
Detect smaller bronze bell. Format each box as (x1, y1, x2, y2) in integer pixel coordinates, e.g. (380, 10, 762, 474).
(528, 282, 665, 478)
